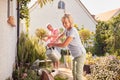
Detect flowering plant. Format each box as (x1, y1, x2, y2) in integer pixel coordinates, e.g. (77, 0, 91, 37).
(85, 55, 120, 80)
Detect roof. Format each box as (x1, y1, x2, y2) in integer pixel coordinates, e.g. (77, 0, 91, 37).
(95, 8, 120, 21)
(76, 0, 97, 24)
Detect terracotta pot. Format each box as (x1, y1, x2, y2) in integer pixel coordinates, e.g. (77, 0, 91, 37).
(7, 16, 16, 27)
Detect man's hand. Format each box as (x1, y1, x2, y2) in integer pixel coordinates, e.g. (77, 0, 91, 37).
(47, 43, 55, 47)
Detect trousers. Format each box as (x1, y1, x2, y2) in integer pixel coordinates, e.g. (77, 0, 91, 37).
(73, 53, 86, 80)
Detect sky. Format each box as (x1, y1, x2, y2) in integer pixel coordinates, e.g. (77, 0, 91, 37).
(28, 0, 120, 15)
(80, 0, 120, 14)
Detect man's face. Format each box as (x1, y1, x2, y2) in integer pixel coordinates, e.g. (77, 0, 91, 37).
(47, 25, 53, 31)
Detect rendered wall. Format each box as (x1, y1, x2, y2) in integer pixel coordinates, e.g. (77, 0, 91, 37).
(0, 0, 17, 79)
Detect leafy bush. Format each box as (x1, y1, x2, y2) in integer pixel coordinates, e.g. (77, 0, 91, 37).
(85, 52, 96, 65)
(13, 32, 47, 80)
(12, 67, 40, 80)
(79, 28, 91, 42)
(79, 28, 95, 54)
(54, 73, 68, 80)
(85, 55, 120, 80)
(35, 28, 47, 41)
(18, 32, 46, 66)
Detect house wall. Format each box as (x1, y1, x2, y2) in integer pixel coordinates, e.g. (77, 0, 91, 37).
(0, 0, 17, 79)
(29, 0, 96, 35)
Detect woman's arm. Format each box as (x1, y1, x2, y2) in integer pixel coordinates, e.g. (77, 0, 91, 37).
(48, 36, 73, 47)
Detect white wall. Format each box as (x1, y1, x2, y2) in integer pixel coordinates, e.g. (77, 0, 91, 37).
(0, 0, 17, 80)
(29, 0, 96, 35)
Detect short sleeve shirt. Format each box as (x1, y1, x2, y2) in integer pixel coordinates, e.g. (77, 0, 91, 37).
(65, 27, 86, 58)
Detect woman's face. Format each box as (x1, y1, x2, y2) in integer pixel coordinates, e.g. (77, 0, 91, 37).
(62, 18, 71, 29)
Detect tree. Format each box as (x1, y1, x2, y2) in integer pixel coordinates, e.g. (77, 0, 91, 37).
(38, 0, 53, 7)
(94, 21, 112, 56)
(94, 14, 120, 56)
(110, 14, 120, 55)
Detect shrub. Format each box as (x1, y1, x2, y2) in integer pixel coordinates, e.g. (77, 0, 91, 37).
(85, 55, 120, 80)
(12, 67, 40, 80)
(54, 73, 68, 80)
(35, 28, 47, 42)
(18, 32, 46, 66)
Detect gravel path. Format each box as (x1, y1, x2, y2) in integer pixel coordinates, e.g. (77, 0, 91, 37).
(58, 63, 87, 80)
(59, 68, 73, 80)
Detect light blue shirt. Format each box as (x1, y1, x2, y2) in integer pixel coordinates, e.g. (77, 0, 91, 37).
(65, 27, 86, 58)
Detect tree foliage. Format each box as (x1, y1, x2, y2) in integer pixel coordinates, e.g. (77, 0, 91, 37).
(38, 0, 53, 7)
(79, 28, 91, 43)
(94, 21, 111, 56)
(19, 0, 31, 19)
(111, 14, 120, 55)
(94, 14, 120, 56)
(19, 0, 53, 19)
(19, 0, 53, 32)
(77, 27, 94, 53)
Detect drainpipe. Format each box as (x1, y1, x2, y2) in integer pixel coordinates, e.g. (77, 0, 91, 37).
(16, 0, 20, 67)
(7, 0, 10, 17)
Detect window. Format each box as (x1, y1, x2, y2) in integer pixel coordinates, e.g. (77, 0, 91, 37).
(58, 1, 65, 9)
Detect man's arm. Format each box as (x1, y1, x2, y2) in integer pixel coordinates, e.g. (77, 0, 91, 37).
(55, 32, 65, 42)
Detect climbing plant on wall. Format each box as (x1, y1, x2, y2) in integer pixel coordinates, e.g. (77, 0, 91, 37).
(19, 0, 53, 32)
(18, 0, 31, 33)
